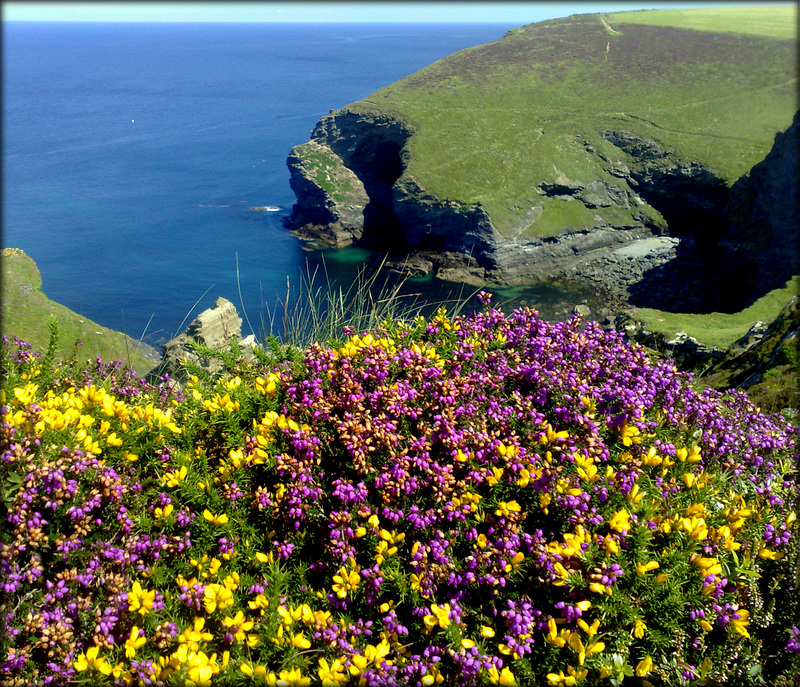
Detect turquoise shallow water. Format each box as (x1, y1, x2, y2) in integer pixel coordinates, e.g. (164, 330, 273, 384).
(3, 21, 600, 347)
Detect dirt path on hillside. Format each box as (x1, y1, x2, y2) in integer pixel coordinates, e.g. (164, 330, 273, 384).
(600, 16, 622, 35)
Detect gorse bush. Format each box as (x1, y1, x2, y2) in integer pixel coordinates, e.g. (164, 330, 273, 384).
(1, 294, 797, 686)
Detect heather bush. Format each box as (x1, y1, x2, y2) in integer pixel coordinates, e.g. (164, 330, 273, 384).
(1, 294, 797, 686)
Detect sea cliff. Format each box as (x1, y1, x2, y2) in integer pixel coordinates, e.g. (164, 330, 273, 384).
(285, 7, 797, 313)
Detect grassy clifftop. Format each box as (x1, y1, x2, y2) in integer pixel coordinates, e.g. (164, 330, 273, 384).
(351, 6, 796, 238)
(606, 5, 795, 38)
(1, 248, 160, 375)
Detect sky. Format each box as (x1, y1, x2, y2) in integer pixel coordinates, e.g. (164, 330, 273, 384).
(3, 1, 788, 24)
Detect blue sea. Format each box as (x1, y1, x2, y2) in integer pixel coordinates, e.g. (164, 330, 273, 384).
(3, 21, 601, 347)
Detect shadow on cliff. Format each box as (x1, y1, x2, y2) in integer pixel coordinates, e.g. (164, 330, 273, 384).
(626, 237, 720, 312)
(630, 111, 799, 314)
(356, 139, 407, 251)
(628, 232, 797, 315)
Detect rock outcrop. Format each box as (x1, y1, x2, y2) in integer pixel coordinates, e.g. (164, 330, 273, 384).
(287, 140, 370, 248)
(287, 111, 412, 250)
(147, 297, 259, 387)
(607, 310, 726, 368)
(703, 295, 799, 392)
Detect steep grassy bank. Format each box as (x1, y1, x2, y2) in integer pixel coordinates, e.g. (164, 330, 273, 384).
(1, 248, 160, 375)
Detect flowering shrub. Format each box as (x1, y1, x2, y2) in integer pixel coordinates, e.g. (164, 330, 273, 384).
(1, 295, 798, 686)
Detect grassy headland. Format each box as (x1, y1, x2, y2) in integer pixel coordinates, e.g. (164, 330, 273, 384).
(606, 5, 797, 38)
(350, 6, 796, 238)
(1, 248, 160, 375)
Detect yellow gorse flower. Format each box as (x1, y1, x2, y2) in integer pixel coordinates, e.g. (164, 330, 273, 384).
(154, 503, 174, 520)
(203, 392, 240, 413)
(636, 560, 660, 575)
(13, 382, 39, 407)
(132, 402, 182, 433)
(488, 666, 519, 686)
(486, 466, 505, 487)
(608, 509, 631, 533)
(124, 626, 146, 658)
(128, 581, 155, 615)
(184, 649, 228, 687)
(162, 465, 188, 487)
(178, 618, 213, 651)
(540, 423, 570, 445)
(203, 509, 229, 526)
(679, 515, 708, 541)
(495, 500, 522, 518)
(422, 603, 451, 631)
(248, 593, 270, 615)
(272, 666, 311, 686)
(72, 645, 113, 675)
(255, 372, 281, 396)
(676, 445, 702, 462)
(545, 618, 571, 648)
(758, 546, 784, 561)
(222, 610, 255, 642)
(204, 583, 234, 613)
(729, 608, 750, 638)
(318, 657, 349, 686)
(338, 333, 397, 358)
(577, 618, 600, 636)
(619, 422, 641, 446)
(241, 662, 268, 678)
(546, 666, 587, 685)
(348, 640, 392, 677)
(575, 455, 600, 483)
(635, 656, 653, 677)
(712, 524, 741, 551)
(332, 561, 361, 599)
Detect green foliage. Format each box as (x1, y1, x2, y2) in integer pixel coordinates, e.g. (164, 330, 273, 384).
(294, 143, 356, 202)
(262, 258, 469, 350)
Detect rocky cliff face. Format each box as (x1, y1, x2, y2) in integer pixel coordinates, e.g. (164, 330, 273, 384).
(285, 108, 797, 312)
(287, 110, 413, 250)
(717, 110, 799, 310)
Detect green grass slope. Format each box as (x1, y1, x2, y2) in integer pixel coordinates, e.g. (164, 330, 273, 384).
(351, 6, 796, 237)
(1, 248, 161, 375)
(633, 276, 799, 350)
(606, 5, 796, 38)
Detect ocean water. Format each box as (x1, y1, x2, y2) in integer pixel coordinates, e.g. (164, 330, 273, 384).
(3, 21, 601, 347)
